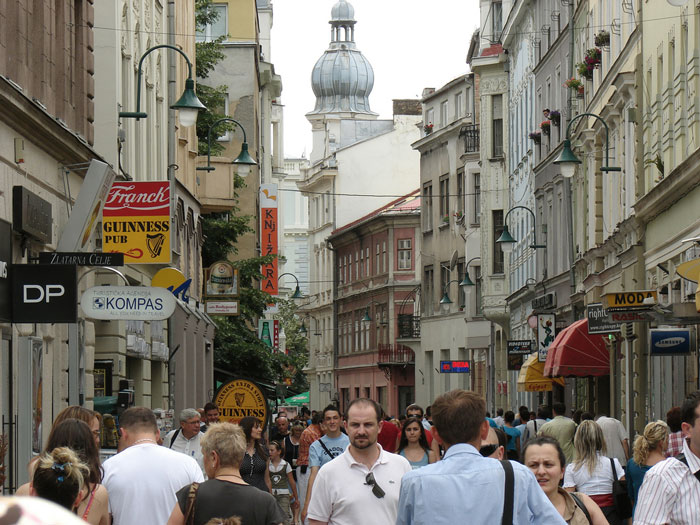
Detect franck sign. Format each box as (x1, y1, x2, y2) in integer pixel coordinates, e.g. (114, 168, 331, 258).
(81, 286, 176, 320)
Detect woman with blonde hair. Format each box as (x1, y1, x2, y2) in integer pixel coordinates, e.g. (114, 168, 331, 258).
(563, 420, 626, 524)
(30, 447, 89, 513)
(626, 420, 668, 515)
(166, 422, 285, 525)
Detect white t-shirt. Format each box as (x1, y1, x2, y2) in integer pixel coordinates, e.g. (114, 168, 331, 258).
(164, 427, 205, 474)
(596, 416, 628, 465)
(307, 444, 412, 525)
(103, 442, 204, 525)
(563, 453, 624, 495)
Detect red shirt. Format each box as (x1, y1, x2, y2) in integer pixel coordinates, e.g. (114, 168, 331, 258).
(377, 420, 400, 453)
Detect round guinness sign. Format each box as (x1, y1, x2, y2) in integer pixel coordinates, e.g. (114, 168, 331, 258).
(214, 378, 268, 429)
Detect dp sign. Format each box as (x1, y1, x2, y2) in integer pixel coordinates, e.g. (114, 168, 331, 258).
(12, 264, 77, 323)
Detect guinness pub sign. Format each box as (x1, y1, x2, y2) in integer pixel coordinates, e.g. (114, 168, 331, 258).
(102, 182, 171, 264)
(214, 378, 268, 429)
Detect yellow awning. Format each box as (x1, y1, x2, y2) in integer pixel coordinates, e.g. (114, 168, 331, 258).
(517, 354, 566, 392)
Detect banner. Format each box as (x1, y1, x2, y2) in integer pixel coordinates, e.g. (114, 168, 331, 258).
(260, 184, 278, 295)
(102, 182, 171, 264)
(537, 314, 556, 363)
(258, 319, 280, 351)
(507, 340, 533, 370)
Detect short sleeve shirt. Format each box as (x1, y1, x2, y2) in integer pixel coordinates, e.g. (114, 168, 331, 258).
(563, 454, 624, 495)
(309, 434, 350, 468)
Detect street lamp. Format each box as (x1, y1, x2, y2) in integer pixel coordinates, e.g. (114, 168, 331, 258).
(439, 278, 473, 312)
(553, 112, 622, 178)
(361, 300, 385, 324)
(278, 273, 304, 299)
(460, 257, 481, 287)
(119, 44, 206, 127)
(496, 206, 547, 254)
(197, 117, 257, 178)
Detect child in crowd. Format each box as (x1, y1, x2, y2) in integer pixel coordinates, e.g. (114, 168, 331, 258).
(268, 441, 298, 525)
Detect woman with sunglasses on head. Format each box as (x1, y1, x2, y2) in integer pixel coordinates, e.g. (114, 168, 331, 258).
(17, 418, 110, 525)
(523, 436, 607, 524)
(396, 418, 436, 469)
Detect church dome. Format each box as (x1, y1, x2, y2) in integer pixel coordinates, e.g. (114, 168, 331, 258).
(309, 0, 376, 116)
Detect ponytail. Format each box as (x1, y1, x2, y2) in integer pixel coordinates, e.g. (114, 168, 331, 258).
(32, 447, 89, 511)
(632, 420, 669, 466)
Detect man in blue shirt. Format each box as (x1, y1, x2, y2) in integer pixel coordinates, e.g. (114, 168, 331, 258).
(396, 390, 566, 525)
(301, 405, 349, 522)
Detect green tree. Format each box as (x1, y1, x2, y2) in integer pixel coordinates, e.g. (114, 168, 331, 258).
(275, 300, 310, 394)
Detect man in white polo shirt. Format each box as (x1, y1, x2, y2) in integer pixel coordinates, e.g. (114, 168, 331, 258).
(307, 398, 411, 525)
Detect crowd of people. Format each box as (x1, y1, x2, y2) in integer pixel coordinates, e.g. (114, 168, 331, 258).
(4, 391, 700, 524)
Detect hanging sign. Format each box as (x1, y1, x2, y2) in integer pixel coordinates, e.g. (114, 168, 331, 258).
(650, 328, 692, 356)
(152, 267, 191, 301)
(214, 378, 268, 428)
(603, 290, 657, 311)
(537, 314, 556, 362)
(11, 264, 77, 323)
(258, 319, 279, 351)
(260, 184, 278, 295)
(38, 252, 124, 266)
(0, 220, 11, 323)
(586, 303, 622, 334)
(80, 286, 176, 320)
(102, 181, 171, 264)
(507, 340, 533, 370)
(205, 300, 239, 316)
(205, 261, 238, 297)
(13, 187, 52, 244)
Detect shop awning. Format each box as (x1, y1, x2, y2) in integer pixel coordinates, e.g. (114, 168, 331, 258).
(517, 354, 565, 392)
(284, 391, 309, 406)
(543, 319, 610, 377)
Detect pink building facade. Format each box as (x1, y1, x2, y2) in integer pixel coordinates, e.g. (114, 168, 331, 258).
(328, 192, 420, 418)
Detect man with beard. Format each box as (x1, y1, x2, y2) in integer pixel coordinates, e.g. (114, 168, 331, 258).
(307, 399, 411, 525)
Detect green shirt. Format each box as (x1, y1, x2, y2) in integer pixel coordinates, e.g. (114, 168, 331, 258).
(538, 416, 577, 463)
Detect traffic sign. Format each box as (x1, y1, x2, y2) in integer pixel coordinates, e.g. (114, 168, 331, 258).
(81, 286, 176, 320)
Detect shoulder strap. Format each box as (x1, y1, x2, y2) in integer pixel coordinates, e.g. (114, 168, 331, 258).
(318, 438, 336, 459)
(500, 460, 514, 525)
(609, 457, 618, 481)
(570, 492, 592, 525)
(534, 420, 538, 433)
(183, 482, 199, 525)
(675, 453, 700, 482)
(170, 427, 181, 448)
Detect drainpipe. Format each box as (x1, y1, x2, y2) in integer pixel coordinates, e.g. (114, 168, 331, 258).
(167, 0, 177, 411)
(567, 0, 577, 301)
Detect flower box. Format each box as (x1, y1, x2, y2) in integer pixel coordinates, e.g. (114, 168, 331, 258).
(577, 62, 594, 80)
(564, 77, 583, 90)
(594, 30, 610, 48)
(529, 131, 542, 144)
(424, 123, 433, 134)
(549, 110, 561, 127)
(576, 85, 585, 98)
(540, 120, 551, 136)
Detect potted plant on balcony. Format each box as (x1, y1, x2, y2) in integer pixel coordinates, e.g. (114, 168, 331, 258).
(595, 30, 610, 47)
(549, 110, 561, 127)
(564, 77, 583, 90)
(576, 61, 595, 80)
(540, 120, 551, 136)
(585, 47, 602, 67)
(529, 131, 542, 145)
(424, 122, 434, 134)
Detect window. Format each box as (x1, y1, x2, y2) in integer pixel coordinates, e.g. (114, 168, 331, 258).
(398, 239, 412, 270)
(454, 92, 463, 119)
(424, 266, 434, 315)
(365, 247, 370, 275)
(473, 173, 481, 224)
(423, 183, 433, 231)
(492, 95, 504, 157)
(475, 266, 483, 315)
(355, 251, 359, 280)
(439, 176, 450, 220)
(426, 108, 434, 127)
(457, 260, 466, 308)
(382, 242, 387, 273)
(196, 3, 228, 42)
(456, 169, 465, 215)
(493, 210, 505, 274)
(359, 249, 364, 278)
(376, 243, 380, 274)
(440, 100, 449, 127)
(491, 1, 503, 42)
(440, 264, 450, 308)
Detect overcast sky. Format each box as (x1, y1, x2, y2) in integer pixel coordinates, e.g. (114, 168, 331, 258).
(271, 0, 481, 158)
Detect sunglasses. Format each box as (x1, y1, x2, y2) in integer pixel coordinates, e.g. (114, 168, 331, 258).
(479, 444, 498, 457)
(364, 472, 385, 499)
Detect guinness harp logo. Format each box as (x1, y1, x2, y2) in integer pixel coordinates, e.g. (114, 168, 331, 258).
(234, 392, 245, 406)
(147, 233, 165, 258)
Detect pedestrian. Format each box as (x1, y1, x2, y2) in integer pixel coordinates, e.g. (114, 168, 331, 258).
(516, 407, 530, 445)
(103, 406, 204, 525)
(405, 404, 440, 458)
(296, 411, 322, 522)
(494, 408, 505, 428)
(30, 447, 89, 513)
(269, 441, 299, 525)
(666, 406, 684, 458)
(201, 402, 220, 433)
(526, 406, 549, 442)
(502, 410, 522, 461)
(376, 409, 400, 453)
(596, 414, 630, 466)
(479, 426, 506, 460)
(635, 390, 700, 524)
(16, 418, 110, 525)
(50, 406, 103, 449)
(562, 420, 625, 524)
(0, 496, 87, 525)
(307, 398, 411, 525)
(164, 408, 205, 474)
(625, 420, 668, 516)
(271, 415, 291, 443)
(396, 389, 566, 524)
(285, 422, 304, 525)
(522, 436, 607, 524)
(301, 405, 349, 522)
(165, 422, 286, 525)
(239, 416, 272, 492)
(397, 417, 436, 469)
(538, 402, 577, 464)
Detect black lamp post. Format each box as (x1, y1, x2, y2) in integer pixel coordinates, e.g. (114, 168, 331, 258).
(496, 206, 547, 254)
(278, 273, 304, 299)
(197, 117, 257, 178)
(119, 44, 205, 127)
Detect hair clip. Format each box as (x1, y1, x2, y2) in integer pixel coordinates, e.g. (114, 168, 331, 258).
(52, 462, 67, 482)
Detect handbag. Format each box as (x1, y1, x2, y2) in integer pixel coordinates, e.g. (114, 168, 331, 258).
(184, 482, 200, 525)
(609, 457, 632, 519)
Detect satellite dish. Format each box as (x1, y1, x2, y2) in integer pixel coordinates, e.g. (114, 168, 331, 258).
(449, 250, 459, 270)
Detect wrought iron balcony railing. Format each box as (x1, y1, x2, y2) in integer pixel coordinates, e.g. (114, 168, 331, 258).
(397, 314, 420, 339)
(378, 343, 415, 364)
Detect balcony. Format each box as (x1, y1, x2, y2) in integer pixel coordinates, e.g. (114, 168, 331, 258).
(397, 314, 420, 339)
(378, 343, 415, 365)
(461, 124, 480, 154)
